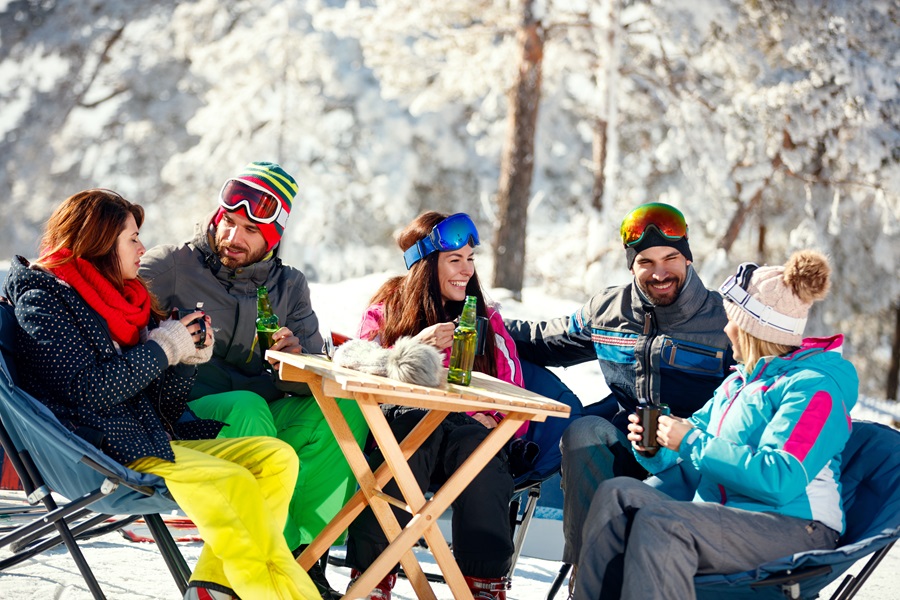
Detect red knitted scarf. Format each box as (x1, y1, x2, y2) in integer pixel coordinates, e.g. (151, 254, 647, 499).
(45, 249, 151, 347)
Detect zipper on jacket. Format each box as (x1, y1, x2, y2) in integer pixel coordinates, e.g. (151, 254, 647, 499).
(662, 338, 723, 359)
(642, 306, 656, 401)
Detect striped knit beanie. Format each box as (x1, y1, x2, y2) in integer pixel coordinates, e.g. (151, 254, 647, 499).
(213, 161, 299, 251)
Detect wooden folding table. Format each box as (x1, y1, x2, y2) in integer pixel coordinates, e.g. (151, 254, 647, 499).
(267, 350, 570, 600)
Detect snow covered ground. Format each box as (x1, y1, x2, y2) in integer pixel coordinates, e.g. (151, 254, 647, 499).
(0, 492, 897, 600)
(0, 274, 898, 599)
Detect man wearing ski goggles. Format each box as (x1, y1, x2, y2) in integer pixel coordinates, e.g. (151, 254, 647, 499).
(619, 202, 692, 269)
(219, 179, 289, 229)
(504, 201, 733, 575)
(403, 212, 480, 269)
(141, 161, 369, 600)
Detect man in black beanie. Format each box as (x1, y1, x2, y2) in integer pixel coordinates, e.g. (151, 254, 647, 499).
(505, 202, 733, 588)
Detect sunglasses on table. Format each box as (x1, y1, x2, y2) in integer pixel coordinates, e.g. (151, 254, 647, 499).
(620, 203, 688, 247)
(219, 179, 288, 229)
(403, 213, 480, 269)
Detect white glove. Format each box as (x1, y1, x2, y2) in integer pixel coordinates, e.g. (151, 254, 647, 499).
(182, 327, 215, 365)
(148, 319, 197, 366)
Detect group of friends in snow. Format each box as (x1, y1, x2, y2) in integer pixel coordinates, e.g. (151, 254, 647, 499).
(2, 161, 857, 600)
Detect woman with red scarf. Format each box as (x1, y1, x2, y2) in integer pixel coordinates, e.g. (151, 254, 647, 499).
(4, 189, 318, 600)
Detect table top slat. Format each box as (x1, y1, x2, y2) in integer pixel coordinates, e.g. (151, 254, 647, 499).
(270, 350, 570, 418)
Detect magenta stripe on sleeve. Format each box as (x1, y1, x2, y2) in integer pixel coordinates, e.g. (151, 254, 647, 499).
(783, 391, 832, 462)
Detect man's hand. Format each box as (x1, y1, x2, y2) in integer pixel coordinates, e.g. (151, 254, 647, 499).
(266, 327, 302, 371)
(657, 415, 693, 452)
(413, 322, 455, 351)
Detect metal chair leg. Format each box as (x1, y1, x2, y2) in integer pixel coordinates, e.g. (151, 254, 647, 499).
(547, 563, 572, 600)
(144, 514, 191, 594)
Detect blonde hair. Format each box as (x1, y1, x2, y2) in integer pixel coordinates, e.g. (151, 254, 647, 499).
(736, 326, 796, 373)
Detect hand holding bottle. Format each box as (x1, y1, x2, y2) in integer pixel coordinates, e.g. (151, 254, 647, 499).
(414, 322, 455, 351)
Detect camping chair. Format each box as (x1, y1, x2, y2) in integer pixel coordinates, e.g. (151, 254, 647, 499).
(547, 419, 900, 600)
(0, 298, 192, 599)
(693, 419, 900, 600)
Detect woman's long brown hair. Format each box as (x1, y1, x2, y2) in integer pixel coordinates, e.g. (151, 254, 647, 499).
(35, 188, 167, 322)
(368, 211, 498, 377)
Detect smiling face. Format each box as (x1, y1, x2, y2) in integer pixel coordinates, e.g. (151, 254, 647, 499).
(214, 209, 269, 268)
(116, 213, 145, 280)
(437, 245, 475, 304)
(631, 245, 691, 306)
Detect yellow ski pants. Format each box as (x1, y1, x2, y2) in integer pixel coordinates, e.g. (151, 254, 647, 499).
(128, 436, 319, 600)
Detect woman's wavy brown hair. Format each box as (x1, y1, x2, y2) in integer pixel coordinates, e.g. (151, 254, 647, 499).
(36, 188, 166, 322)
(368, 211, 497, 377)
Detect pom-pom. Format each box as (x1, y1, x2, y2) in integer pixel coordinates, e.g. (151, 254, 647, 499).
(783, 250, 831, 304)
(386, 337, 442, 388)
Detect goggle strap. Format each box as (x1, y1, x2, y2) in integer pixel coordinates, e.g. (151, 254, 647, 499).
(403, 240, 427, 270)
(402, 213, 479, 269)
(719, 276, 807, 335)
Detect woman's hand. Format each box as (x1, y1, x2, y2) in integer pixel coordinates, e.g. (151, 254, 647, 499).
(657, 415, 693, 452)
(413, 322, 455, 351)
(177, 310, 210, 348)
(626, 412, 651, 453)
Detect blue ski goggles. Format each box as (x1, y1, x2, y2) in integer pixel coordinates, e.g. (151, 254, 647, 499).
(403, 213, 480, 269)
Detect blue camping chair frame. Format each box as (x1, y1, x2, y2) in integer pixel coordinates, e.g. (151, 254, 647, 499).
(693, 419, 900, 600)
(0, 298, 192, 599)
(546, 419, 900, 600)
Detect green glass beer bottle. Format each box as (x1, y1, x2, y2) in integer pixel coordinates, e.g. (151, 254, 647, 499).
(448, 295, 478, 386)
(256, 285, 279, 355)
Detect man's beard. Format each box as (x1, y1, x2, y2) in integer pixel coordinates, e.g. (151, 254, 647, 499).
(639, 276, 684, 307)
(215, 236, 268, 269)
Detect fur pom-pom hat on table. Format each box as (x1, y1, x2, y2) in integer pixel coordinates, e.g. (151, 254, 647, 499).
(333, 337, 443, 388)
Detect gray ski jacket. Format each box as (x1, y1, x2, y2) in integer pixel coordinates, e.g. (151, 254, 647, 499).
(140, 219, 323, 402)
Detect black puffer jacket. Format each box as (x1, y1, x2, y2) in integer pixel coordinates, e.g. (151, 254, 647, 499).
(4, 256, 222, 465)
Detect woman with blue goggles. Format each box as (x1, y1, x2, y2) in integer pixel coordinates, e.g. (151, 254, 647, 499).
(402, 212, 481, 269)
(343, 211, 525, 600)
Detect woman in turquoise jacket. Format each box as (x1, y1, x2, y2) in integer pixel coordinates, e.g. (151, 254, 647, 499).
(573, 250, 858, 600)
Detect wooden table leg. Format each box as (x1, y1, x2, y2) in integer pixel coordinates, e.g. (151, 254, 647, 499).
(359, 414, 527, 599)
(298, 408, 449, 571)
(347, 399, 440, 600)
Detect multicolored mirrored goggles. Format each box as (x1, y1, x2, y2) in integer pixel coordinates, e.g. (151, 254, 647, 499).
(620, 202, 688, 247)
(719, 262, 807, 335)
(403, 213, 480, 269)
(218, 179, 288, 229)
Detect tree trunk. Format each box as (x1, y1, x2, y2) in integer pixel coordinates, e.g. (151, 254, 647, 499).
(718, 187, 763, 253)
(887, 302, 900, 401)
(591, 117, 608, 211)
(492, 2, 544, 299)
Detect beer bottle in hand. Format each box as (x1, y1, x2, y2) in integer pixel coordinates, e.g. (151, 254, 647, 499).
(256, 285, 279, 356)
(448, 295, 478, 386)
